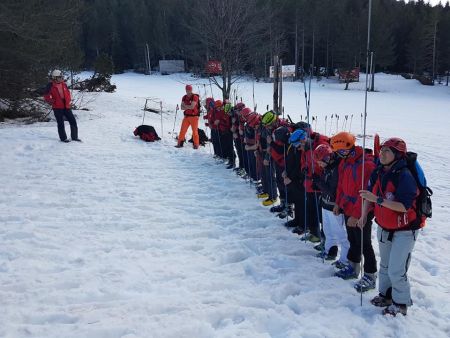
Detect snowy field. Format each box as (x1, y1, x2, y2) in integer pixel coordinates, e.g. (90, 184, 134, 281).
(1, 73, 449, 338)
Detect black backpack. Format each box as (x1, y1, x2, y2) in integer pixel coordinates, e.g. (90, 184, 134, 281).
(188, 128, 209, 146)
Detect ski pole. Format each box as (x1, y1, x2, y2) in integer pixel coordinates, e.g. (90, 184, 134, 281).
(160, 101, 164, 139)
(172, 104, 179, 138)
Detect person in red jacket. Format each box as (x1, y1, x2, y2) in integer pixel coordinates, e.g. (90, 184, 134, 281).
(359, 138, 419, 316)
(331, 132, 377, 293)
(43, 70, 80, 142)
(176, 84, 199, 149)
(215, 100, 234, 168)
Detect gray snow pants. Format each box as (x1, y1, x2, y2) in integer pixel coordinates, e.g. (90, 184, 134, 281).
(377, 226, 418, 306)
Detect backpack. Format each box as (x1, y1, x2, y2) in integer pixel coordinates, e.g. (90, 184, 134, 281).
(133, 125, 161, 142)
(188, 128, 209, 146)
(187, 94, 201, 116)
(394, 152, 433, 229)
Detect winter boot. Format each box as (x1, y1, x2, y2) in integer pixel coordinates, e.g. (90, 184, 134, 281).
(332, 260, 348, 270)
(270, 202, 286, 213)
(316, 251, 336, 261)
(292, 227, 305, 235)
(285, 219, 298, 228)
(382, 303, 407, 316)
(61, 139, 70, 143)
(277, 205, 293, 219)
(370, 294, 393, 307)
(262, 198, 276, 206)
(314, 242, 325, 252)
(335, 263, 358, 280)
(257, 192, 269, 199)
(354, 273, 377, 292)
(175, 142, 184, 148)
(308, 234, 321, 243)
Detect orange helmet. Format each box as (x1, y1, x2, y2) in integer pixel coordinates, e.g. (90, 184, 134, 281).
(330, 132, 356, 151)
(215, 100, 223, 108)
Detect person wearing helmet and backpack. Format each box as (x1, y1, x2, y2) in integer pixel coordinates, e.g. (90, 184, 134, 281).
(312, 144, 349, 264)
(330, 132, 377, 293)
(298, 128, 329, 243)
(284, 128, 307, 233)
(244, 112, 261, 184)
(175, 84, 200, 149)
(43, 70, 81, 143)
(358, 138, 421, 316)
(257, 111, 280, 206)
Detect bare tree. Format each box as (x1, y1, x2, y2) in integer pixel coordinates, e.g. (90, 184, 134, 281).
(187, 0, 271, 100)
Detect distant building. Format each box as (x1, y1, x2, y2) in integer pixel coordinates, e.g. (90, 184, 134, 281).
(159, 60, 185, 75)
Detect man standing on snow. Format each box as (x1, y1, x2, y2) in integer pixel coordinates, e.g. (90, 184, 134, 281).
(43, 70, 81, 143)
(175, 84, 200, 149)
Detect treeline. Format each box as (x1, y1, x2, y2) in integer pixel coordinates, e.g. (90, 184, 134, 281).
(80, 0, 450, 78)
(1, 0, 450, 116)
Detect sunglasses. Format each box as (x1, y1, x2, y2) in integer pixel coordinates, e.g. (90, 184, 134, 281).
(337, 149, 352, 157)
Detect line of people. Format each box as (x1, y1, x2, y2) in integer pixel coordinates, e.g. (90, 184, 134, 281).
(175, 86, 426, 317)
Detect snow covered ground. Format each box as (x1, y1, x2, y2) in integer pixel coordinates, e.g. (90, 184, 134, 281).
(1, 73, 449, 338)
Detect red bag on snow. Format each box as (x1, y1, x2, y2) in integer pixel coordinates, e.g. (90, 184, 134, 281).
(133, 125, 161, 142)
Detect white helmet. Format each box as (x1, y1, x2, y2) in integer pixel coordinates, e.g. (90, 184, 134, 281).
(51, 69, 62, 78)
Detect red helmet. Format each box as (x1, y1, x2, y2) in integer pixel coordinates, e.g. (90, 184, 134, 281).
(235, 102, 246, 111)
(381, 137, 407, 155)
(247, 113, 261, 128)
(240, 107, 252, 121)
(215, 100, 223, 108)
(313, 144, 333, 162)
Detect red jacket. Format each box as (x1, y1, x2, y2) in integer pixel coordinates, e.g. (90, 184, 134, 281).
(370, 160, 420, 230)
(43, 81, 71, 109)
(301, 133, 329, 192)
(182, 94, 199, 116)
(335, 146, 376, 218)
(214, 108, 231, 132)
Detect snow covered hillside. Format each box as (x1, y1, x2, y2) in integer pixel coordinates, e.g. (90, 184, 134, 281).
(0, 73, 449, 338)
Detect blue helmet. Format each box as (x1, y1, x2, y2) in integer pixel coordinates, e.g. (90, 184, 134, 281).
(289, 129, 307, 147)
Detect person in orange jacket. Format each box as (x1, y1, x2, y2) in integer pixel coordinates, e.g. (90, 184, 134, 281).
(175, 84, 199, 149)
(43, 70, 81, 143)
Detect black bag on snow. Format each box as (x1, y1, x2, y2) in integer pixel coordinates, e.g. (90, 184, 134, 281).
(188, 128, 209, 146)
